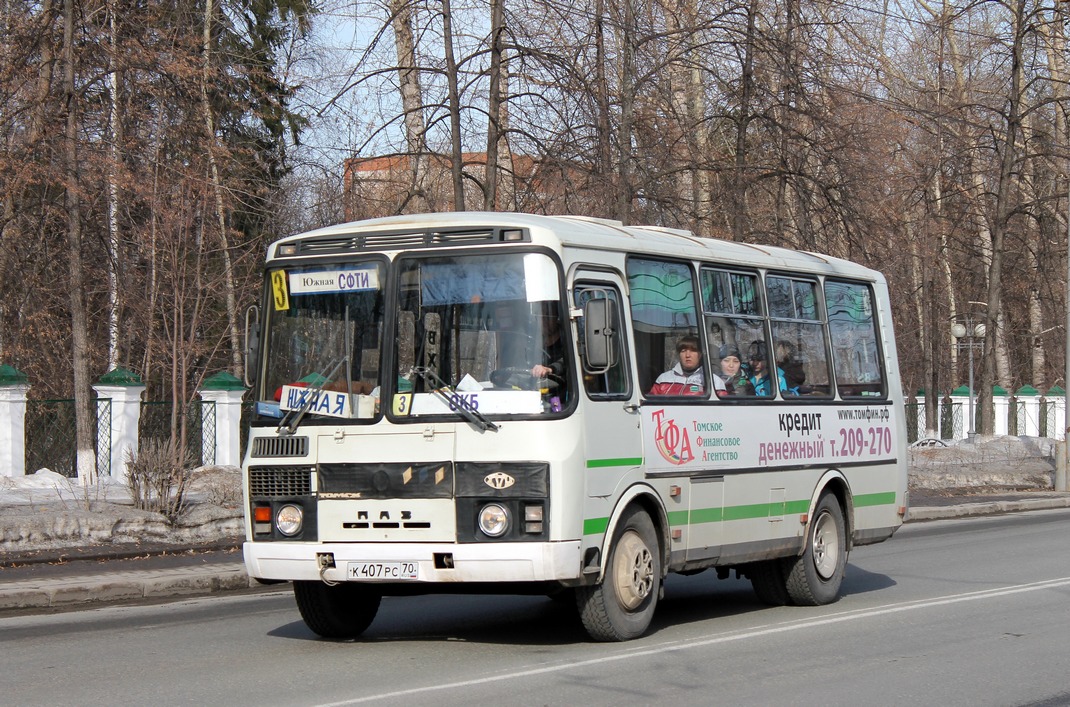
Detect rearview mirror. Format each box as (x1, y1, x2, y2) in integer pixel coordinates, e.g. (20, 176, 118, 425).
(583, 297, 618, 372)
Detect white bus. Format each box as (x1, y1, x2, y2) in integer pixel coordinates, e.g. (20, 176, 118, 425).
(242, 212, 908, 641)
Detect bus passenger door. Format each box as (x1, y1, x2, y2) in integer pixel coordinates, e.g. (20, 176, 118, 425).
(572, 276, 642, 501)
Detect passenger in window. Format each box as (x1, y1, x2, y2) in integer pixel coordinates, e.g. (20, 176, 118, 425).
(747, 340, 785, 397)
(650, 335, 723, 396)
(718, 345, 754, 397)
(775, 341, 805, 394)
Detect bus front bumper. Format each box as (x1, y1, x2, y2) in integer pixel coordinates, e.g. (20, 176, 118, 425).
(243, 540, 584, 584)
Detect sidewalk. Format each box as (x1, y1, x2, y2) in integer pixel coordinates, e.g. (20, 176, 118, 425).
(3, 492, 1070, 614)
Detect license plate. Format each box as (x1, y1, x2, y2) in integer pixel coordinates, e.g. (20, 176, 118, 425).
(347, 561, 419, 580)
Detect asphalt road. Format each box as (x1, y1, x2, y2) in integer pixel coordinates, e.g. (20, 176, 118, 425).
(2, 508, 1069, 706)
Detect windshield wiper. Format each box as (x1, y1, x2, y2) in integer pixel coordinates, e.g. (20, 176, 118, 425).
(410, 366, 499, 432)
(277, 357, 347, 435)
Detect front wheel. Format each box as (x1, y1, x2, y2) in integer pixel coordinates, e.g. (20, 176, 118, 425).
(784, 493, 847, 606)
(293, 581, 382, 639)
(577, 506, 661, 641)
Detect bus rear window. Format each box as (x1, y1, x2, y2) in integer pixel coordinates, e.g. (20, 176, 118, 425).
(825, 281, 885, 398)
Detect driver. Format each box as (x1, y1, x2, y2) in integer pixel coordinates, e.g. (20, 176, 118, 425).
(531, 310, 564, 381)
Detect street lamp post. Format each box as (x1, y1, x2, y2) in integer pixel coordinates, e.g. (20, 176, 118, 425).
(951, 317, 985, 440)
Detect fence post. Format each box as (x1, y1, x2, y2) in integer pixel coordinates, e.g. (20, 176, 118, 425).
(199, 372, 246, 467)
(93, 368, 146, 485)
(0, 364, 30, 477)
(1047, 386, 1066, 441)
(992, 385, 1009, 436)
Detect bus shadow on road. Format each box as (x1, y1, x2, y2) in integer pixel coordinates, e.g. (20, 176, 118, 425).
(268, 591, 592, 645)
(842, 563, 897, 595)
(649, 563, 897, 636)
(267, 564, 894, 645)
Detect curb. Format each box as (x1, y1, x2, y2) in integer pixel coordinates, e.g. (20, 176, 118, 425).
(0, 563, 268, 612)
(906, 496, 1070, 522)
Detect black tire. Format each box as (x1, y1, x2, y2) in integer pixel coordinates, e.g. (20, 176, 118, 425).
(576, 506, 661, 641)
(784, 493, 847, 606)
(749, 559, 790, 606)
(293, 581, 382, 639)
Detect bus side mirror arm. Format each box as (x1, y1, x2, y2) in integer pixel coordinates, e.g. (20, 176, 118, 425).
(244, 304, 261, 389)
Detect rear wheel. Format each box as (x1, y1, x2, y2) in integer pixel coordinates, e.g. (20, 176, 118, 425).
(293, 581, 382, 639)
(749, 559, 790, 606)
(785, 493, 847, 605)
(577, 506, 661, 641)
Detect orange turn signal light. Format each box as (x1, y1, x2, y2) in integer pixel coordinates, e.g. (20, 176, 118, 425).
(254, 507, 272, 522)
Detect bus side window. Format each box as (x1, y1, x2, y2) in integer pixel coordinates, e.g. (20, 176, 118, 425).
(627, 258, 704, 398)
(767, 276, 832, 398)
(701, 267, 765, 398)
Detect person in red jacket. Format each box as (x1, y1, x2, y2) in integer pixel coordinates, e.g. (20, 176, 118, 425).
(649, 336, 724, 396)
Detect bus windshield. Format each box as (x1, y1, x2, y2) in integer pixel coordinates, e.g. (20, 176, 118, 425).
(261, 261, 385, 420)
(393, 251, 569, 418)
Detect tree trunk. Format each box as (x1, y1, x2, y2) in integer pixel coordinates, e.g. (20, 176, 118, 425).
(616, 0, 635, 224)
(391, 0, 429, 211)
(63, 0, 96, 482)
(594, 0, 612, 198)
(732, 0, 757, 242)
(441, 0, 465, 211)
(483, 0, 505, 210)
(106, 0, 121, 371)
(496, 54, 515, 210)
(671, 0, 711, 236)
(201, 0, 242, 378)
(978, 0, 1025, 435)
(1036, 4, 1069, 389)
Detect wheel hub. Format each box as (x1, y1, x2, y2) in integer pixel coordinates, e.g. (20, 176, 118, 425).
(613, 529, 654, 610)
(812, 509, 841, 580)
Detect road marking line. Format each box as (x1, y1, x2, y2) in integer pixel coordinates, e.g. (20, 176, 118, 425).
(316, 576, 1070, 706)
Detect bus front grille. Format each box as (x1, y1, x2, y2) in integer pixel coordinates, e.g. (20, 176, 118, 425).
(249, 466, 313, 497)
(250, 436, 309, 458)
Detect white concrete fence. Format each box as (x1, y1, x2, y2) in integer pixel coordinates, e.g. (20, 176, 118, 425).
(907, 386, 1066, 442)
(0, 365, 246, 483)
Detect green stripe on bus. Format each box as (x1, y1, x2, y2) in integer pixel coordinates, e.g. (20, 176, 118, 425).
(584, 517, 610, 535)
(723, 503, 775, 521)
(584, 493, 898, 536)
(666, 510, 690, 526)
(853, 491, 897, 507)
(586, 457, 643, 469)
(687, 507, 723, 524)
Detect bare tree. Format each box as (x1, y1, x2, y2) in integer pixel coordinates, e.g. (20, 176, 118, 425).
(62, 0, 96, 481)
(391, 0, 431, 211)
(441, 0, 466, 210)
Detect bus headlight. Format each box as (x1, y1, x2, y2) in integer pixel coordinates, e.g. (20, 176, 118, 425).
(478, 503, 510, 537)
(276, 504, 304, 536)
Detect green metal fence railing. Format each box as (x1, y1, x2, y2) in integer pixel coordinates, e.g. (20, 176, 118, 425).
(139, 400, 216, 467)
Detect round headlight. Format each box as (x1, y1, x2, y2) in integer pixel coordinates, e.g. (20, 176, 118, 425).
(276, 504, 304, 536)
(478, 503, 510, 537)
